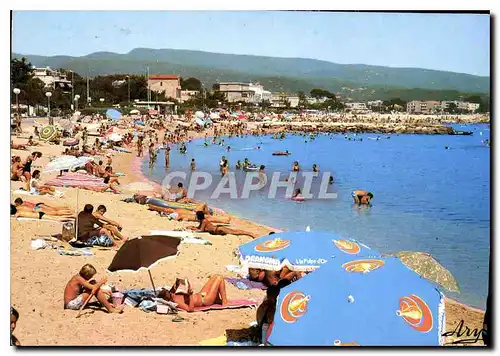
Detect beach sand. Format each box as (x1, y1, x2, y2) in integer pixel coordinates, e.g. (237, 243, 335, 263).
(10, 123, 486, 346)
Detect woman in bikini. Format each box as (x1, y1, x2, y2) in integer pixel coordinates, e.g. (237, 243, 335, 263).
(158, 275, 229, 312)
(188, 211, 259, 238)
(149, 204, 231, 224)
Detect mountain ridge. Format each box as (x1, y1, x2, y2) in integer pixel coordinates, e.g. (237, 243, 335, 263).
(12, 48, 490, 99)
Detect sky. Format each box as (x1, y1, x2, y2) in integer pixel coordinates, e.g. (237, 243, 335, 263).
(11, 11, 490, 76)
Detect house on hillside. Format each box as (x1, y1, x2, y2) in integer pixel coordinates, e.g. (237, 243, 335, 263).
(33, 67, 72, 90)
(148, 74, 181, 101)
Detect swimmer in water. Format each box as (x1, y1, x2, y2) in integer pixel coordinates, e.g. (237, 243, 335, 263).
(352, 190, 373, 206)
(227, 146, 231, 152)
(445, 146, 449, 150)
(292, 161, 300, 172)
(292, 188, 303, 199)
(312, 164, 319, 173)
(329, 176, 334, 184)
(235, 160, 242, 170)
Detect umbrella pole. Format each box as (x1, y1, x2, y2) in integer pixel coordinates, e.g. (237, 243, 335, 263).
(148, 269, 157, 295)
(75, 188, 79, 239)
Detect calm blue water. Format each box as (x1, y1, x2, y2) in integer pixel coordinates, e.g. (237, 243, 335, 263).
(143, 124, 490, 309)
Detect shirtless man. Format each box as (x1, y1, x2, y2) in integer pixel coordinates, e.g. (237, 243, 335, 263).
(352, 190, 374, 205)
(93, 205, 128, 242)
(188, 211, 259, 239)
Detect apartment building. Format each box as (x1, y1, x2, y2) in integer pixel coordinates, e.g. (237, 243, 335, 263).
(148, 75, 181, 101)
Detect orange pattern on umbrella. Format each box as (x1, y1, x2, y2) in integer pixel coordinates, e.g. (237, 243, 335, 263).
(254, 238, 291, 252)
(342, 259, 385, 274)
(333, 239, 361, 254)
(280, 291, 310, 323)
(397, 295, 433, 333)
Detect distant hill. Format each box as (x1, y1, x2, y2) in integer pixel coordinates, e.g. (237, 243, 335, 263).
(12, 48, 490, 100)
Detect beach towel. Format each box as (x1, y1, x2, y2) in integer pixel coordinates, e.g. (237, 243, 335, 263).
(181, 237, 212, 245)
(149, 230, 194, 239)
(87, 235, 114, 247)
(15, 217, 64, 223)
(225, 278, 267, 290)
(199, 335, 227, 346)
(57, 247, 93, 256)
(182, 299, 257, 312)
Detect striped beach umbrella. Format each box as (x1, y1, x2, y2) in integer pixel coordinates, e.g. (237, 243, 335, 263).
(44, 155, 93, 173)
(39, 125, 58, 141)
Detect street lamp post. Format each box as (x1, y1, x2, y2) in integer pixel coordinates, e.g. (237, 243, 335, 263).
(126, 75, 131, 105)
(74, 94, 80, 112)
(13, 88, 20, 115)
(46, 92, 53, 125)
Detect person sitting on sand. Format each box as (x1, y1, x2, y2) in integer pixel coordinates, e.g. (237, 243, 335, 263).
(93, 205, 128, 242)
(11, 156, 27, 182)
(352, 190, 374, 205)
(11, 204, 73, 222)
(26, 136, 40, 146)
(103, 166, 120, 186)
(188, 211, 259, 238)
(11, 306, 20, 346)
(77, 204, 115, 246)
(29, 170, 57, 196)
(64, 264, 124, 313)
(14, 198, 73, 217)
(158, 275, 229, 312)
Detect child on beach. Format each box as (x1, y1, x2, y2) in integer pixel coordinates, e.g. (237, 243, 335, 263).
(63, 264, 124, 313)
(11, 306, 20, 346)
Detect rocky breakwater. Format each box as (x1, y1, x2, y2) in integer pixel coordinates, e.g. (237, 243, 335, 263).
(281, 122, 456, 135)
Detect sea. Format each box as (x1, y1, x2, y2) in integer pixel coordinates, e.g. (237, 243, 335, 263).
(143, 123, 491, 309)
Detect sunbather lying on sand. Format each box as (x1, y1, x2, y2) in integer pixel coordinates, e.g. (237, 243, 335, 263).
(188, 211, 259, 238)
(148, 204, 231, 224)
(63, 264, 124, 313)
(11, 141, 27, 150)
(11, 204, 73, 222)
(13, 198, 73, 217)
(158, 275, 229, 312)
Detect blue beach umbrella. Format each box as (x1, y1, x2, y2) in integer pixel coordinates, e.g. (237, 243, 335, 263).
(106, 108, 122, 121)
(267, 257, 446, 346)
(238, 231, 380, 272)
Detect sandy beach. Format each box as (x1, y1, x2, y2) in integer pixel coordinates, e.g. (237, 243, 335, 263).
(10, 119, 486, 346)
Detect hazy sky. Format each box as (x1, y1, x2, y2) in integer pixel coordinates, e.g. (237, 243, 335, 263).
(12, 11, 490, 76)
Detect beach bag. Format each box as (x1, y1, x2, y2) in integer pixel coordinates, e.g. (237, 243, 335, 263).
(61, 221, 76, 241)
